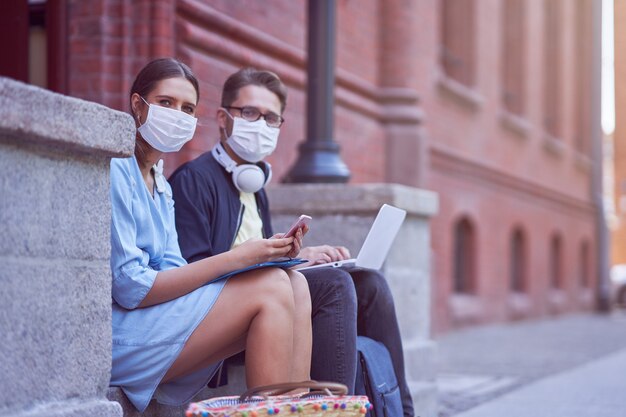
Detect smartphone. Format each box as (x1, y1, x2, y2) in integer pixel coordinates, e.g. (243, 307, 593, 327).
(283, 214, 312, 238)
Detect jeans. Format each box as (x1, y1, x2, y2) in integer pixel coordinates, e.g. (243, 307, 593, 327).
(303, 266, 414, 417)
(302, 267, 358, 391)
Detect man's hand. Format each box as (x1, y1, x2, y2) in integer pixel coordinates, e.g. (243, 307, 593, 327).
(298, 245, 351, 267)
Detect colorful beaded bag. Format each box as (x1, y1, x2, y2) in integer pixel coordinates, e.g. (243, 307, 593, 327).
(186, 381, 372, 417)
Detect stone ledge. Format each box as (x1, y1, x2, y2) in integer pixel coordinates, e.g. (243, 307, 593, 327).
(436, 73, 484, 112)
(507, 293, 534, 320)
(542, 133, 566, 158)
(404, 340, 438, 381)
(575, 152, 592, 174)
(268, 182, 439, 416)
(267, 183, 438, 218)
(548, 289, 568, 314)
(449, 294, 485, 326)
(1, 398, 122, 417)
(0, 145, 112, 259)
(499, 111, 531, 139)
(0, 77, 135, 158)
(108, 365, 246, 417)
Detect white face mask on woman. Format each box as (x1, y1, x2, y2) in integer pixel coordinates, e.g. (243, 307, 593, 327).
(137, 97, 197, 153)
(224, 113, 279, 163)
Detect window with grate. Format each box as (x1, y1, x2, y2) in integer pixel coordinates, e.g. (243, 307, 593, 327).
(440, 0, 476, 87)
(574, 0, 592, 154)
(510, 228, 526, 292)
(501, 0, 526, 116)
(542, 0, 563, 138)
(453, 217, 476, 294)
(579, 241, 590, 288)
(550, 234, 563, 289)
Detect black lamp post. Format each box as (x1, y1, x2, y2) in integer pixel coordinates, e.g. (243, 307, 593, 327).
(591, 0, 610, 312)
(284, 0, 350, 183)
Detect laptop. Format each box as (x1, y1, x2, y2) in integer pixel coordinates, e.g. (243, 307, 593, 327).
(298, 204, 406, 271)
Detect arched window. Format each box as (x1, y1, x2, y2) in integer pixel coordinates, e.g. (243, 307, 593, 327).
(501, 0, 526, 116)
(440, 0, 476, 87)
(579, 241, 590, 288)
(550, 234, 563, 289)
(453, 217, 475, 293)
(510, 228, 526, 292)
(542, 0, 563, 138)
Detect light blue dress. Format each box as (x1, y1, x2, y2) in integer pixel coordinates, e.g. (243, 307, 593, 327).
(109, 156, 227, 412)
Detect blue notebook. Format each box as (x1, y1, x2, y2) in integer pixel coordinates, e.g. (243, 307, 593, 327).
(210, 258, 308, 283)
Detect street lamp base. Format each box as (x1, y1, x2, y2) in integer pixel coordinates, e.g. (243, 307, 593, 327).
(284, 140, 351, 183)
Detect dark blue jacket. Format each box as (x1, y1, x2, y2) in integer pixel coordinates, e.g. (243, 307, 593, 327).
(168, 151, 274, 263)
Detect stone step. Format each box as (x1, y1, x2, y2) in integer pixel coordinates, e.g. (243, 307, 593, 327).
(107, 359, 436, 417)
(107, 366, 246, 417)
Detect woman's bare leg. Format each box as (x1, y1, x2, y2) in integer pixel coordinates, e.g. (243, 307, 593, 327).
(162, 268, 295, 385)
(243, 269, 295, 387)
(286, 269, 312, 381)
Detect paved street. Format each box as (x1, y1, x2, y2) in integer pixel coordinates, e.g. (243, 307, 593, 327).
(435, 310, 626, 416)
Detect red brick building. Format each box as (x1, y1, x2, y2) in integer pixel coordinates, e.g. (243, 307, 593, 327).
(1, 0, 601, 333)
(612, 1, 626, 267)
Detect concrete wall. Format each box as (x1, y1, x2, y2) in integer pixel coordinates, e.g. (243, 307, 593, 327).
(269, 183, 439, 417)
(0, 77, 135, 417)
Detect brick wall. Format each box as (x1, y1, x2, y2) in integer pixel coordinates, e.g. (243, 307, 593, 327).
(415, 0, 597, 332)
(168, 0, 386, 183)
(64, 0, 598, 333)
(67, 0, 176, 110)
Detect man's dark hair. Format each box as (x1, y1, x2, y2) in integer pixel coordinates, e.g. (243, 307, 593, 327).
(221, 68, 287, 113)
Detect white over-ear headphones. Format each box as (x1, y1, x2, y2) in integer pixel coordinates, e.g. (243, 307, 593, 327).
(211, 143, 272, 193)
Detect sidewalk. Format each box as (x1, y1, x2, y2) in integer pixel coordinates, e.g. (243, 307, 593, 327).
(435, 310, 626, 416)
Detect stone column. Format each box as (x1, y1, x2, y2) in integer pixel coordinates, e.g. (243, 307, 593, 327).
(0, 78, 135, 417)
(379, 0, 428, 188)
(268, 183, 439, 417)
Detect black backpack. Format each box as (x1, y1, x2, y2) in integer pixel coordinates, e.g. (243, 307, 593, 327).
(354, 336, 404, 417)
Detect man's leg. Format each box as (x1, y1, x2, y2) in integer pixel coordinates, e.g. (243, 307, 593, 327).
(348, 267, 414, 417)
(302, 267, 357, 392)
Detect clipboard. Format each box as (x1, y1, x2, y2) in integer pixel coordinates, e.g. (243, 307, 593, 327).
(209, 258, 308, 283)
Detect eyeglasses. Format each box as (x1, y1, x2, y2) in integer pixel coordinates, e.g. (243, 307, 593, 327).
(226, 106, 285, 128)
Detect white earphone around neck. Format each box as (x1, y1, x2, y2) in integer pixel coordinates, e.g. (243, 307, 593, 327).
(211, 142, 272, 193)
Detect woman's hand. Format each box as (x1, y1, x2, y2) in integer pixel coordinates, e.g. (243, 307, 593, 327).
(272, 224, 309, 258)
(232, 237, 295, 266)
(297, 245, 351, 267)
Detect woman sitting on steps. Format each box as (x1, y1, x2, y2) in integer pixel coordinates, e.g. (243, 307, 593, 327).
(108, 58, 312, 412)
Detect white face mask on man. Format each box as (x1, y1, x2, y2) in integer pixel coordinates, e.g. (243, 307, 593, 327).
(224, 111, 280, 163)
(137, 97, 197, 153)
